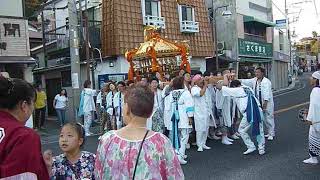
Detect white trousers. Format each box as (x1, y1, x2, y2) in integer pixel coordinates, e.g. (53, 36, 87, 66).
(179, 129, 190, 156)
(264, 111, 275, 136)
(116, 116, 123, 129)
(238, 117, 265, 151)
(84, 111, 93, 134)
(196, 130, 208, 148)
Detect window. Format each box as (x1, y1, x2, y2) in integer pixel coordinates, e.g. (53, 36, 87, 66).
(181, 6, 194, 21)
(279, 31, 284, 51)
(178, 5, 198, 33)
(145, 0, 159, 16)
(142, 0, 164, 29)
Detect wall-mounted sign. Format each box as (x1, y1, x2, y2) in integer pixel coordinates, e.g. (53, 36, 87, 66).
(0, 17, 28, 56)
(3, 23, 21, 37)
(238, 38, 273, 58)
(275, 19, 287, 29)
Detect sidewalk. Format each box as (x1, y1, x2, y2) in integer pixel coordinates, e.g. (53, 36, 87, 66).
(273, 76, 301, 96)
(38, 116, 101, 145)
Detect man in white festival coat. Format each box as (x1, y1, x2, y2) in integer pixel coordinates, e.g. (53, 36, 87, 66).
(240, 67, 275, 140)
(217, 76, 266, 155)
(191, 75, 211, 152)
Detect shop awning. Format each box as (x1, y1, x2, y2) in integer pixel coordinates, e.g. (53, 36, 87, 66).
(243, 15, 275, 27)
(239, 57, 272, 63)
(0, 56, 36, 64)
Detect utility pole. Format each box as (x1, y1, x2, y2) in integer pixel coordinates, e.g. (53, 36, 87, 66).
(84, 0, 91, 81)
(285, 0, 293, 75)
(68, 0, 81, 120)
(41, 11, 47, 67)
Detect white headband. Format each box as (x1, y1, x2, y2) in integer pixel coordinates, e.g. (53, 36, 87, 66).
(312, 71, 320, 80)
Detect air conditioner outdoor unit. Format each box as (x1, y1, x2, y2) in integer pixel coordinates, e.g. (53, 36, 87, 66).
(217, 41, 225, 51)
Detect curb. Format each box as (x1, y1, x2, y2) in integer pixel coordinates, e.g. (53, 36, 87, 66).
(273, 78, 300, 96)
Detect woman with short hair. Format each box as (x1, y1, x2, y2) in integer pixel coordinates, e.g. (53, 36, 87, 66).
(95, 84, 184, 179)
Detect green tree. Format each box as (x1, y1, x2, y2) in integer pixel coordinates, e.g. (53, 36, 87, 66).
(312, 31, 318, 38)
(25, 0, 45, 20)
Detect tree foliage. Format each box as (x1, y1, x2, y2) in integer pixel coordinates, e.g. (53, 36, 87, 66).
(311, 31, 319, 56)
(25, 0, 45, 20)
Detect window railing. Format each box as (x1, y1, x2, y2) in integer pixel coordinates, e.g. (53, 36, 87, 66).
(144, 15, 165, 29)
(244, 33, 266, 42)
(180, 20, 199, 33)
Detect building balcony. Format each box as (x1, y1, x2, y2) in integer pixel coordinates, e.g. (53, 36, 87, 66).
(144, 15, 165, 29)
(244, 33, 266, 42)
(180, 21, 199, 33)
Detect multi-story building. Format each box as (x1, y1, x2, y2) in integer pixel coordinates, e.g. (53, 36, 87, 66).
(98, 0, 213, 85)
(0, 0, 34, 82)
(32, 0, 102, 118)
(207, 0, 289, 90)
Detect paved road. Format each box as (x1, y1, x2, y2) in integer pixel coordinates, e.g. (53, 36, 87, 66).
(42, 73, 319, 180)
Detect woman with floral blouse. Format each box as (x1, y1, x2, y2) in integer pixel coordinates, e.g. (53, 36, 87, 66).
(95, 84, 184, 180)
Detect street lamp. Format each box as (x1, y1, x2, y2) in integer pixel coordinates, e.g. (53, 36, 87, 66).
(209, 5, 232, 72)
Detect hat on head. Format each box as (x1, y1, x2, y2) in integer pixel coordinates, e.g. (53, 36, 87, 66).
(312, 71, 320, 80)
(192, 74, 202, 82)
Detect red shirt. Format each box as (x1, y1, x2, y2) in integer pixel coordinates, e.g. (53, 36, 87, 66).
(0, 111, 49, 179)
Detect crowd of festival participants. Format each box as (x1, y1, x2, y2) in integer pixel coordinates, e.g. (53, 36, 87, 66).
(1, 68, 320, 179)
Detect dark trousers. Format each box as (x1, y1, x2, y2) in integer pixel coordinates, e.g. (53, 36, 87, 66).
(35, 107, 46, 128)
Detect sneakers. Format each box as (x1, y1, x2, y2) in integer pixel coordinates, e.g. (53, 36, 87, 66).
(186, 143, 191, 149)
(258, 149, 265, 155)
(178, 156, 187, 165)
(267, 136, 274, 141)
(230, 134, 240, 140)
(221, 138, 233, 145)
(197, 147, 204, 152)
(243, 148, 256, 155)
(303, 157, 318, 164)
(85, 132, 94, 137)
(226, 136, 234, 142)
(203, 145, 211, 150)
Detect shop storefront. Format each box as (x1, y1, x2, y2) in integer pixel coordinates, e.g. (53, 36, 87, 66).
(238, 38, 273, 79)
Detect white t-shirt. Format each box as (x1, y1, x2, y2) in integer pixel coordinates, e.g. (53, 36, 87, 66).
(54, 94, 68, 109)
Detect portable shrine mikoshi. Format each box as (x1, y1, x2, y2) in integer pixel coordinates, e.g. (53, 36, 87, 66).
(125, 26, 191, 81)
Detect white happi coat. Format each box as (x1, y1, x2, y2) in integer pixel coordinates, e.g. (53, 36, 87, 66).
(147, 89, 163, 130)
(114, 91, 125, 121)
(82, 88, 97, 113)
(215, 88, 232, 127)
(166, 89, 194, 130)
(241, 77, 274, 114)
(206, 85, 217, 128)
(191, 85, 209, 131)
(106, 91, 116, 116)
(162, 85, 172, 129)
(307, 87, 320, 147)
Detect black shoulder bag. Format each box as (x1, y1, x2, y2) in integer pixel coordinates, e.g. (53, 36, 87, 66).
(132, 130, 149, 180)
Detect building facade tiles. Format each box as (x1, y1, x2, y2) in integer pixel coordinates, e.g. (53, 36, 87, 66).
(102, 0, 213, 57)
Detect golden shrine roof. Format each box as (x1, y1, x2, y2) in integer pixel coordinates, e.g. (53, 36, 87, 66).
(131, 27, 189, 60)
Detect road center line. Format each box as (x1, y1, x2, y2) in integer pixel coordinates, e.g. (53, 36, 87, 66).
(274, 102, 310, 115)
